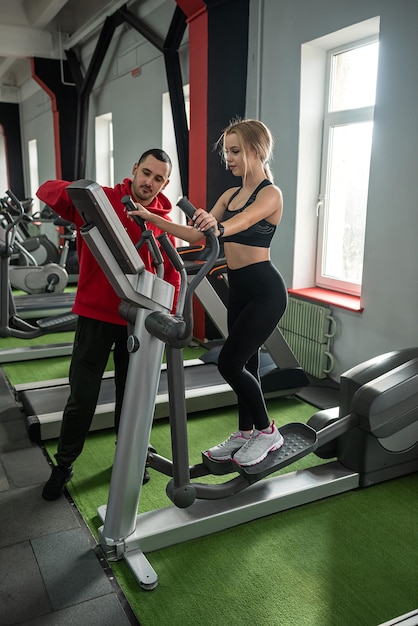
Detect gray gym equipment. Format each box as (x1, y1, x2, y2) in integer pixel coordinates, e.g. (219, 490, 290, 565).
(0, 190, 77, 362)
(378, 609, 418, 626)
(2, 195, 69, 295)
(66, 180, 418, 591)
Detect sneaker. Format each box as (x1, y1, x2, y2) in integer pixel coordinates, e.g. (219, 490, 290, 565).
(204, 432, 251, 462)
(233, 422, 284, 466)
(42, 465, 74, 500)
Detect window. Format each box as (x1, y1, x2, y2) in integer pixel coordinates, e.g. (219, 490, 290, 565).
(95, 113, 114, 187)
(28, 138, 40, 214)
(316, 38, 379, 295)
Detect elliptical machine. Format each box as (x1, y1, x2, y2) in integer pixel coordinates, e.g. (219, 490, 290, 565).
(65, 180, 418, 591)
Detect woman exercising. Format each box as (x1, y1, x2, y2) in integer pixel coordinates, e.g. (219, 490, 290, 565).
(128, 119, 287, 466)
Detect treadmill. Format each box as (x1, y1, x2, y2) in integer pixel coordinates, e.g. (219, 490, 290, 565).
(0, 290, 76, 364)
(15, 290, 75, 321)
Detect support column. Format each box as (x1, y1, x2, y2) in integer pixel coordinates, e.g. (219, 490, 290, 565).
(0, 103, 24, 197)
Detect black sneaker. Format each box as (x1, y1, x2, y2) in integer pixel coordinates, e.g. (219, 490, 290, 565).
(42, 465, 73, 500)
(143, 469, 150, 484)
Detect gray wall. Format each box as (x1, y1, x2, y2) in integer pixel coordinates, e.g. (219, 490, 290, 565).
(251, 0, 418, 376)
(18, 0, 418, 379)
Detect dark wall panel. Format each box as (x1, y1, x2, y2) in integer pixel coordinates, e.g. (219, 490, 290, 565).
(175, 0, 249, 208)
(205, 0, 249, 208)
(0, 103, 24, 198)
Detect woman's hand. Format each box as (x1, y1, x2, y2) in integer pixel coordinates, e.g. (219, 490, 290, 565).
(126, 202, 151, 222)
(192, 209, 219, 234)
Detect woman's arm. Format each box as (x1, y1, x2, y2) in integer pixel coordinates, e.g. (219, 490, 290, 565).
(127, 203, 205, 244)
(128, 189, 234, 242)
(193, 185, 283, 237)
(127, 183, 280, 241)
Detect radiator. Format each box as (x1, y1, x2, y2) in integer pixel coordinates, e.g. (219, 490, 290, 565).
(278, 297, 336, 378)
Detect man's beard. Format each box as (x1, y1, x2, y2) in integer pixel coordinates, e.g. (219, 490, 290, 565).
(133, 185, 153, 203)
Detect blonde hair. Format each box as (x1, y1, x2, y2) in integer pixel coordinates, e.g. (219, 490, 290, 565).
(215, 118, 274, 182)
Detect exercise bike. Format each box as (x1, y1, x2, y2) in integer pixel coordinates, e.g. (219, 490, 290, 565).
(66, 180, 418, 590)
(1, 194, 75, 294)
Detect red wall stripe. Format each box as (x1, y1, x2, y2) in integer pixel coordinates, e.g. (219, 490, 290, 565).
(175, 1, 208, 341)
(175, 1, 207, 210)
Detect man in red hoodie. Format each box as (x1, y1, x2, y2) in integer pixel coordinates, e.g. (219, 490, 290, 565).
(38, 148, 180, 500)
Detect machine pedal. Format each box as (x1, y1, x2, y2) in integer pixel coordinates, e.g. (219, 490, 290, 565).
(201, 453, 236, 476)
(235, 422, 317, 482)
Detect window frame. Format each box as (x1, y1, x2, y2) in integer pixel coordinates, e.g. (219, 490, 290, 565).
(315, 35, 379, 296)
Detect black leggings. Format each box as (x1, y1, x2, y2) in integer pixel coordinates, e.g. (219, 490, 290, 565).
(217, 261, 287, 432)
(55, 316, 129, 467)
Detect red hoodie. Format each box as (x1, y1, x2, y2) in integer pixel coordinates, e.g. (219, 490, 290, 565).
(37, 178, 180, 324)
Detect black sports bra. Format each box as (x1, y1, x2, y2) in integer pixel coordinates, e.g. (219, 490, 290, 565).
(221, 179, 276, 248)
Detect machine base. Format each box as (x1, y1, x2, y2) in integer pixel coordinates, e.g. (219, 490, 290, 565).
(97, 461, 359, 588)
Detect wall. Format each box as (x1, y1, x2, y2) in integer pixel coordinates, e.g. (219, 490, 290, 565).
(254, 0, 418, 376)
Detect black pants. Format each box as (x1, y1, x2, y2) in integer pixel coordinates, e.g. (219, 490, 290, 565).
(217, 261, 287, 432)
(55, 316, 129, 467)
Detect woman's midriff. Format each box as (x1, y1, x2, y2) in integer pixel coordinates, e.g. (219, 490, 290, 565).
(223, 241, 271, 270)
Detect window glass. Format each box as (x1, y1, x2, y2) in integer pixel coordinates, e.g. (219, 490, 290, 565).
(330, 42, 379, 111)
(28, 139, 40, 214)
(322, 121, 373, 283)
(95, 113, 114, 187)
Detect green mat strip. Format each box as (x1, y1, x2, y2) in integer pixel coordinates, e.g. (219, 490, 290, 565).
(2, 342, 207, 385)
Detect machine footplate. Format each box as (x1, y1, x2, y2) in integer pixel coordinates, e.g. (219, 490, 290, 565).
(201, 453, 236, 476)
(235, 422, 317, 482)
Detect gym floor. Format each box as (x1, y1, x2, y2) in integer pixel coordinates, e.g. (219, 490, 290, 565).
(0, 360, 342, 626)
(0, 368, 139, 626)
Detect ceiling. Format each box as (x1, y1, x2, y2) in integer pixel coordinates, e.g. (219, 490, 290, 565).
(0, 0, 168, 102)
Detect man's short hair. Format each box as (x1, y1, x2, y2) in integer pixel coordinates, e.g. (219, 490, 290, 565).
(138, 149, 172, 175)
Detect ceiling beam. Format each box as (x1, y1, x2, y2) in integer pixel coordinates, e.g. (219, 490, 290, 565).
(0, 24, 57, 59)
(23, 0, 69, 28)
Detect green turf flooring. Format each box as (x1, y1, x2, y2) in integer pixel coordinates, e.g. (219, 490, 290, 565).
(44, 398, 418, 626)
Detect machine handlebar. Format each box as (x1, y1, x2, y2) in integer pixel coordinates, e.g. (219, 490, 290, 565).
(144, 197, 220, 347)
(121, 195, 165, 278)
(121, 195, 147, 232)
(176, 196, 196, 221)
(176, 196, 217, 238)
